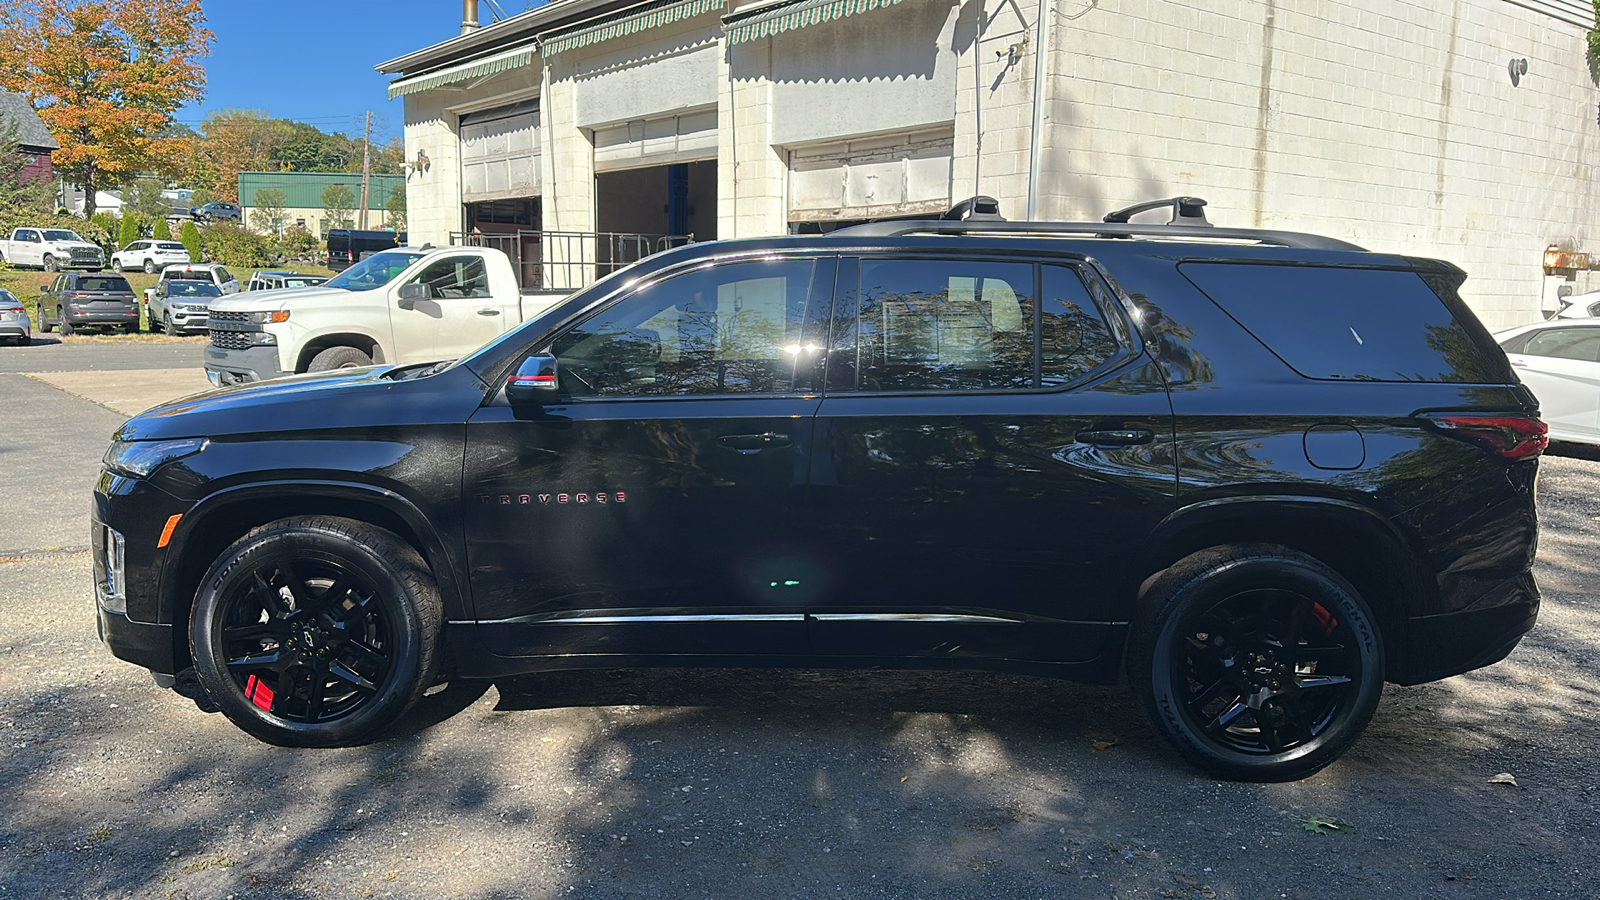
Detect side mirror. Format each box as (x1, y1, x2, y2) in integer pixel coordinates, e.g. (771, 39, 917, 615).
(397, 283, 428, 310)
(505, 354, 559, 406)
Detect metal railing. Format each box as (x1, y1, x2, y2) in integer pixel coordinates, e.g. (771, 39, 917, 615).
(449, 230, 694, 292)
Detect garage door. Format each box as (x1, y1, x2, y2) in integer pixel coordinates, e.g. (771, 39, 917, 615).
(787, 128, 953, 222)
(460, 100, 540, 202)
(592, 108, 718, 172)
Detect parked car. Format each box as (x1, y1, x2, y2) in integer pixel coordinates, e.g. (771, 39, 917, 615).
(326, 228, 404, 272)
(95, 197, 1544, 782)
(246, 270, 330, 292)
(142, 264, 240, 315)
(111, 239, 191, 274)
(0, 288, 32, 345)
(148, 280, 224, 336)
(1554, 289, 1600, 319)
(38, 272, 139, 335)
(204, 246, 553, 385)
(190, 202, 241, 223)
(0, 227, 106, 272)
(1495, 319, 1600, 445)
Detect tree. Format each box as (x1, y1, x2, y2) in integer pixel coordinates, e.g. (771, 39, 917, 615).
(249, 187, 288, 235)
(0, 0, 213, 219)
(118, 210, 139, 248)
(126, 176, 169, 220)
(322, 183, 355, 230)
(384, 184, 407, 232)
(194, 109, 288, 202)
(179, 218, 200, 260)
(152, 216, 170, 240)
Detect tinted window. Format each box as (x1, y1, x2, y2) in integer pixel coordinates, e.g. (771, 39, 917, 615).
(1523, 328, 1600, 362)
(834, 259, 1119, 392)
(157, 242, 186, 251)
(76, 276, 131, 292)
(551, 259, 821, 398)
(408, 256, 490, 299)
(1180, 263, 1506, 383)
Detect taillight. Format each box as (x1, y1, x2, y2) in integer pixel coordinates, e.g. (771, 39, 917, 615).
(1420, 413, 1547, 460)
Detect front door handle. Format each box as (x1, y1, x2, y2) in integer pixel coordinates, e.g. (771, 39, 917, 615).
(1076, 428, 1155, 447)
(717, 432, 794, 454)
(477, 308, 501, 316)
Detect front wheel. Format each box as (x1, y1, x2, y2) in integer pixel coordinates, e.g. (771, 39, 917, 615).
(42, 254, 58, 273)
(143, 259, 157, 274)
(1132, 544, 1383, 782)
(163, 313, 176, 336)
(189, 517, 443, 747)
(308, 345, 372, 372)
(112, 259, 125, 273)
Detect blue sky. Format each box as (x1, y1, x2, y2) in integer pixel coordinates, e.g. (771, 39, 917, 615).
(177, 1, 522, 141)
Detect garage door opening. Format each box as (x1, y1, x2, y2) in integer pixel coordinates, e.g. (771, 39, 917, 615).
(596, 161, 714, 263)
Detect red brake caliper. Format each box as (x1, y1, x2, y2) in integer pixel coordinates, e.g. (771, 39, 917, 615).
(244, 674, 276, 711)
(1310, 603, 1339, 637)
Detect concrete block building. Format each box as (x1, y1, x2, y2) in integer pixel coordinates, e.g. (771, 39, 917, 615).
(379, 0, 1600, 328)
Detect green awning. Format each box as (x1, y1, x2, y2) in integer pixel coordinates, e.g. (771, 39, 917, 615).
(541, 0, 727, 57)
(387, 43, 538, 100)
(725, 0, 905, 44)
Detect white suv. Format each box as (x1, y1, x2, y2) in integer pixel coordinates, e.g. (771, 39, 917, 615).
(111, 240, 191, 274)
(141, 264, 240, 317)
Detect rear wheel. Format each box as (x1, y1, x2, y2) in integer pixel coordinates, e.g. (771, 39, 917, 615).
(1132, 544, 1383, 782)
(308, 345, 372, 372)
(189, 517, 442, 747)
(58, 310, 73, 336)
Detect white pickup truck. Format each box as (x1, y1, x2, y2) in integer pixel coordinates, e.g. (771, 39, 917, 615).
(203, 246, 565, 385)
(0, 227, 107, 271)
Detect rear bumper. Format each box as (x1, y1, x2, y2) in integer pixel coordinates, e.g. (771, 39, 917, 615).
(1394, 572, 1540, 684)
(65, 308, 139, 325)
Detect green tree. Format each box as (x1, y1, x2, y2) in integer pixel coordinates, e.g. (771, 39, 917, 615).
(249, 187, 288, 235)
(126, 176, 169, 220)
(117, 210, 139, 248)
(152, 216, 171, 240)
(0, 0, 213, 218)
(179, 218, 200, 260)
(384, 184, 406, 232)
(321, 183, 355, 230)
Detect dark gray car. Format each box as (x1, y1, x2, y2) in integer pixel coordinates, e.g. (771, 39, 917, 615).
(39, 273, 140, 335)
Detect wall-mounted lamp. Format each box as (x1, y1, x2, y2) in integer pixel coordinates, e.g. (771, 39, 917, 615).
(1509, 58, 1528, 87)
(407, 150, 430, 178)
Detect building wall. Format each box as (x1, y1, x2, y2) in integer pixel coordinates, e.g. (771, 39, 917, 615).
(395, 0, 1600, 328)
(20, 148, 52, 185)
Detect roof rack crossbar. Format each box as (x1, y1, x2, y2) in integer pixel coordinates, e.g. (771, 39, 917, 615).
(826, 220, 1366, 252)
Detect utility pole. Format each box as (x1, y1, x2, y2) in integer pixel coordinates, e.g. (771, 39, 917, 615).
(358, 110, 372, 230)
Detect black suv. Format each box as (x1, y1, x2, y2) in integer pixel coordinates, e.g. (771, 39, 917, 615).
(39, 272, 140, 334)
(92, 198, 1544, 781)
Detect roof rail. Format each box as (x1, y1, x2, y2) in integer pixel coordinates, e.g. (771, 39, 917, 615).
(1103, 196, 1211, 225)
(827, 219, 1367, 251)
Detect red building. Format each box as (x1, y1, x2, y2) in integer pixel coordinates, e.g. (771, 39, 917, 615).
(0, 91, 58, 185)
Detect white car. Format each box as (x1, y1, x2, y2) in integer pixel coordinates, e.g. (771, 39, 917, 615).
(0, 288, 32, 345)
(1496, 319, 1600, 445)
(1554, 289, 1600, 319)
(111, 239, 191, 274)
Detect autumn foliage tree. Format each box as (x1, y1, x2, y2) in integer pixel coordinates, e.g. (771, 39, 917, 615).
(0, 0, 212, 218)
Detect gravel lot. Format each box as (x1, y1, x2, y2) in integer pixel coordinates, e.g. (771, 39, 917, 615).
(1, 346, 1597, 899)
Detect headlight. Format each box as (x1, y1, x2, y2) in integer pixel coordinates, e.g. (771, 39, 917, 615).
(247, 310, 289, 324)
(103, 438, 208, 478)
(247, 332, 277, 346)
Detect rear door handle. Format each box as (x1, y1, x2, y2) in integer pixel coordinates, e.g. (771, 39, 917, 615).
(1076, 428, 1155, 447)
(717, 432, 794, 454)
(477, 308, 501, 316)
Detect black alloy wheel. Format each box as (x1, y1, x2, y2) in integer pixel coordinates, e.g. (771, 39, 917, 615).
(1134, 544, 1383, 782)
(190, 517, 442, 747)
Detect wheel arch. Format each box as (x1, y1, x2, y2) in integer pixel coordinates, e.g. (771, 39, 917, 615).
(159, 481, 466, 671)
(1133, 495, 1430, 681)
(295, 333, 386, 373)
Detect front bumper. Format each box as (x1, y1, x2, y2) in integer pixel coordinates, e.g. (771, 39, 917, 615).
(204, 343, 285, 385)
(167, 309, 210, 333)
(93, 478, 187, 677)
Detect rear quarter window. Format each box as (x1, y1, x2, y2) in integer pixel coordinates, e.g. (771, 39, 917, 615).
(1179, 262, 1509, 383)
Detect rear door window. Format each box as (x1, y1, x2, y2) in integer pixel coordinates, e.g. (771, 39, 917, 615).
(1522, 328, 1600, 362)
(1179, 262, 1508, 383)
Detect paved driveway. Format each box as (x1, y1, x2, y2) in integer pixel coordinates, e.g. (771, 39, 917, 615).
(1, 343, 1597, 899)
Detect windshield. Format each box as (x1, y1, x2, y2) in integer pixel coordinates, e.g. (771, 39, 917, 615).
(324, 251, 425, 292)
(168, 281, 221, 296)
(43, 230, 86, 242)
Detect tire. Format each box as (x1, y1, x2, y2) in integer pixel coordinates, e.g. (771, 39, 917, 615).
(42, 254, 58, 273)
(123, 322, 138, 335)
(163, 313, 176, 336)
(58, 311, 73, 336)
(1131, 543, 1384, 782)
(308, 345, 372, 372)
(40, 307, 53, 333)
(143, 258, 157, 274)
(112, 259, 125, 273)
(189, 517, 443, 747)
